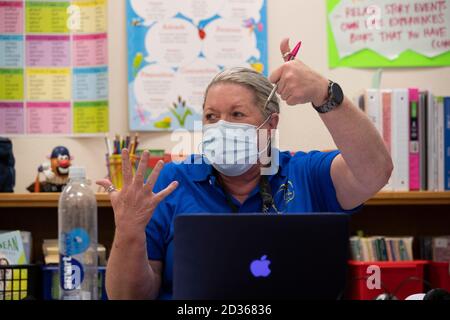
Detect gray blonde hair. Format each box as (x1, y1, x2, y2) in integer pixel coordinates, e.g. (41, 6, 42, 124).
(203, 67, 280, 118)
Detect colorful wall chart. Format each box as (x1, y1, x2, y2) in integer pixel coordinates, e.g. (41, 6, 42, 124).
(126, 0, 268, 132)
(0, 0, 108, 136)
(327, 0, 450, 68)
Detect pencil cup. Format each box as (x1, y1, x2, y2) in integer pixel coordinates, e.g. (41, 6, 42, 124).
(106, 154, 139, 190)
(106, 150, 171, 190)
(108, 155, 123, 190)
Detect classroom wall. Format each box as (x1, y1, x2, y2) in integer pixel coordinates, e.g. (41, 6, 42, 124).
(10, 0, 450, 193)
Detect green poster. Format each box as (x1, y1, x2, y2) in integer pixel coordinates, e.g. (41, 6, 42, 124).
(327, 0, 450, 68)
(26, 1, 70, 34)
(73, 101, 109, 134)
(0, 69, 24, 100)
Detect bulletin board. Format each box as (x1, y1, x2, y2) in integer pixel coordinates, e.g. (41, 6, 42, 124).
(327, 0, 450, 68)
(0, 0, 109, 136)
(126, 0, 268, 132)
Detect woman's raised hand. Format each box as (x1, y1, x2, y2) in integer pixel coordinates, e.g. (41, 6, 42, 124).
(96, 149, 178, 234)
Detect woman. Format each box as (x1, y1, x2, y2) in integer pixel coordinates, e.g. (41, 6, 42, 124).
(97, 39, 393, 300)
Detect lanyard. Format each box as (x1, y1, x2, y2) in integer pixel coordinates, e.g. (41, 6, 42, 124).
(214, 170, 274, 214)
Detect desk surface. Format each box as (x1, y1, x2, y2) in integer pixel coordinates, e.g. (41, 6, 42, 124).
(0, 192, 449, 208)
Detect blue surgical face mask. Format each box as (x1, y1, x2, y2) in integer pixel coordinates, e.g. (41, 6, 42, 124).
(202, 116, 271, 177)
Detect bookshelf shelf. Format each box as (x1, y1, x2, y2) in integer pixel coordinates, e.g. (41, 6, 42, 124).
(366, 191, 450, 206)
(0, 192, 449, 208)
(0, 193, 112, 208)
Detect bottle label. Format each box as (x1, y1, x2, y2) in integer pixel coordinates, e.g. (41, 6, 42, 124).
(60, 255, 85, 291)
(63, 228, 90, 256)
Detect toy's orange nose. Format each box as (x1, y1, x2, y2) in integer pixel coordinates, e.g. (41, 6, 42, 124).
(59, 160, 70, 168)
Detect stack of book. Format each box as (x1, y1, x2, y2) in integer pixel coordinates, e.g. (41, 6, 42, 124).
(0, 230, 31, 265)
(358, 89, 450, 191)
(417, 236, 450, 264)
(42, 239, 107, 266)
(350, 236, 413, 262)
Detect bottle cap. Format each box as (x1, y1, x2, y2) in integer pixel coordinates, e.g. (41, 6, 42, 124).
(69, 167, 86, 179)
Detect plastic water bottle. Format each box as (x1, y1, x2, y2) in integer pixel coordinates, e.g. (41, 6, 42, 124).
(58, 167, 98, 300)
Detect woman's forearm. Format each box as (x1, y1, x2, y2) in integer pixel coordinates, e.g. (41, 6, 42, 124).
(319, 97, 393, 193)
(269, 39, 393, 196)
(106, 229, 159, 300)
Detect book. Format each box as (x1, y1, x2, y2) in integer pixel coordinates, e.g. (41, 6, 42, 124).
(427, 93, 437, 191)
(432, 236, 450, 264)
(437, 97, 445, 191)
(0, 231, 27, 265)
(409, 88, 420, 191)
(394, 238, 402, 261)
(388, 238, 397, 261)
(0, 230, 32, 264)
(382, 90, 393, 191)
(419, 92, 428, 191)
(372, 237, 381, 261)
(42, 239, 107, 266)
(403, 237, 414, 261)
(391, 89, 410, 191)
(445, 97, 450, 190)
(365, 89, 382, 134)
(382, 90, 392, 155)
(350, 237, 363, 261)
(422, 236, 433, 260)
(361, 237, 370, 262)
(380, 238, 388, 261)
(399, 239, 407, 260)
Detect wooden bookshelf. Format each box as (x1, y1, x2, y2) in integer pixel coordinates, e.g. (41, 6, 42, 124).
(0, 192, 449, 208)
(1, 192, 449, 263)
(0, 193, 112, 208)
(366, 191, 450, 206)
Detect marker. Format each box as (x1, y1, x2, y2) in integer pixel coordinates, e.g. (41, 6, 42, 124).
(263, 41, 302, 111)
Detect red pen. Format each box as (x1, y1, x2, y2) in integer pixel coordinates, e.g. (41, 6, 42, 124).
(263, 41, 302, 111)
(284, 41, 302, 62)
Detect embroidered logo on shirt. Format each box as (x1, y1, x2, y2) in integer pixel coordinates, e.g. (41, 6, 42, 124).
(273, 181, 295, 213)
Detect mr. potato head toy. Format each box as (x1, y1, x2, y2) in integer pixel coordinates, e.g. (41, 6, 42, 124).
(27, 146, 73, 193)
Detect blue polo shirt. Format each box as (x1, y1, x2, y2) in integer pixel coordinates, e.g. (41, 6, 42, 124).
(145, 150, 360, 299)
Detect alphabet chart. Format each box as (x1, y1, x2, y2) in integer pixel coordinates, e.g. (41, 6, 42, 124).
(126, 0, 268, 131)
(0, 0, 109, 136)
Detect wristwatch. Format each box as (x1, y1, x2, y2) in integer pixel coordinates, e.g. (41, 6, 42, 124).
(312, 80, 344, 114)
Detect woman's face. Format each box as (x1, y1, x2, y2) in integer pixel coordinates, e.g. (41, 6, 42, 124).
(203, 83, 267, 127)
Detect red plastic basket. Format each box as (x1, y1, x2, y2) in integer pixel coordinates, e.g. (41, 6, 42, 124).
(429, 262, 450, 291)
(347, 261, 428, 300)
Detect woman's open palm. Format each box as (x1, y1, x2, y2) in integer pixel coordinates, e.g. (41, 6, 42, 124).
(96, 149, 178, 234)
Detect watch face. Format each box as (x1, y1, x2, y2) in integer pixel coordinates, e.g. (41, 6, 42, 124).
(313, 81, 344, 113)
(331, 82, 344, 105)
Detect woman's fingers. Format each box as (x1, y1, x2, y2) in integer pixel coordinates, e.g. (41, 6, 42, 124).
(268, 65, 283, 84)
(277, 79, 286, 96)
(153, 181, 179, 203)
(96, 179, 120, 203)
(280, 38, 291, 62)
(144, 160, 164, 192)
(134, 150, 149, 186)
(280, 86, 293, 101)
(96, 178, 113, 190)
(121, 149, 133, 188)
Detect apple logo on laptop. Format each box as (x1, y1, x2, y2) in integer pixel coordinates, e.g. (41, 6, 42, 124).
(250, 255, 271, 277)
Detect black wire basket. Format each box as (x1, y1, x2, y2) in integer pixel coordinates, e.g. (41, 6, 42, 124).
(0, 264, 42, 300)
